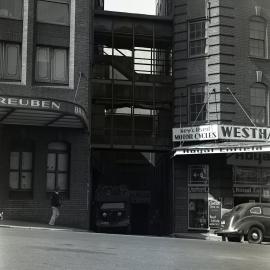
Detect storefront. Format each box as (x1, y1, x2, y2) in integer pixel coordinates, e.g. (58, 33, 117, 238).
(173, 124, 270, 232)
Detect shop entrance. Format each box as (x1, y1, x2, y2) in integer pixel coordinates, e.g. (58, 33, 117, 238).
(91, 149, 171, 235)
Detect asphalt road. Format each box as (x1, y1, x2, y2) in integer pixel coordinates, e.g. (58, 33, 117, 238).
(0, 227, 270, 270)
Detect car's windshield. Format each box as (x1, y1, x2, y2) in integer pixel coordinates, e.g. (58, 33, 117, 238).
(100, 202, 125, 210)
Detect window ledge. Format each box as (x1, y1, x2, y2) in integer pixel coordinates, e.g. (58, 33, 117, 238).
(249, 56, 269, 61)
(33, 84, 72, 90)
(0, 81, 24, 86)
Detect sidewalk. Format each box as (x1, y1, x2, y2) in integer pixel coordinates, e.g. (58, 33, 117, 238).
(173, 231, 222, 241)
(0, 219, 222, 241)
(0, 219, 87, 232)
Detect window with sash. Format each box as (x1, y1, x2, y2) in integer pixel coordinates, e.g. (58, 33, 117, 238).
(0, 0, 23, 19)
(189, 21, 206, 57)
(35, 46, 69, 84)
(37, 0, 69, 25)
(46, 142, 70, 193)
(249, 17, 266, 58)
(0, 42, 21, 81)
(9, 151, 33, 191)
(250, 85, 267, 125)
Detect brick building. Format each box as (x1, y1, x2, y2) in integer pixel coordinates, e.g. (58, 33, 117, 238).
(0, 0, 91, 229)
(171, 0, 270, 233)
(2, 0, 270, 236)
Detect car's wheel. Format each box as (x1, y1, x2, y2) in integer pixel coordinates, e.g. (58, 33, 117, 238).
(247, 227, 263, 244)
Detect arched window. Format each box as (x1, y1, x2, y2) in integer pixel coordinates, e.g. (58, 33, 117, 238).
(46, 142, 70, 193)
(250, 85, 267, 125)
(249, 17, 266, 58)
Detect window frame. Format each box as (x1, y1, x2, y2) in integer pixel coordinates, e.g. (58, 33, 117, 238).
(46, 142, 70, 194)
(249, 16, 266, 58)
(36, 0, 70, 26)
(9, 151, 34, 192)
(188, 20, 207, 57)
(250, 84, 268, 126)
(0, 42, 22, 81)
(35, 46, 69, 84)
(0, 0, 23, 20)
(189, 84, 208, 124)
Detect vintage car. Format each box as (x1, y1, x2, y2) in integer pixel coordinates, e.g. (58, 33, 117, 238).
(215, 202, 270, 244)
(95, 185, 131, 233)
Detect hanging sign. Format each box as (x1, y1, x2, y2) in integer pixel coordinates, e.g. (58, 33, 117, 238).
(173, 124, 270, 142)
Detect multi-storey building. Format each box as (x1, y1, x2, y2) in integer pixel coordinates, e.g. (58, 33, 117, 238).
(0, 0, 91, 229)
(2, 0, 270, 236)
(171, 0, 270, 233)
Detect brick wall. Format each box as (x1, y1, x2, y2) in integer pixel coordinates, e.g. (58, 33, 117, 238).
(0, 125, 90, 229)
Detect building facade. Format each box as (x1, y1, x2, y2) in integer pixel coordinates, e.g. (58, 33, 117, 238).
(0, 0, 91, 229)
(2, 0, 270, 235)
(172, 0, 270, 233)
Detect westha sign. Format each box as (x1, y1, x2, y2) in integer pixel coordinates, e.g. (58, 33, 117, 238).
(173, 124, 270, 142)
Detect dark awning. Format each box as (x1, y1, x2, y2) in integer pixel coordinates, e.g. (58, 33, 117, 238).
(173, 141, 270, 156)
(0, 96, 88, 129)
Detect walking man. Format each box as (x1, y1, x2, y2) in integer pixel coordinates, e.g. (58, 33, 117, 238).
(49, 188, 61, 226)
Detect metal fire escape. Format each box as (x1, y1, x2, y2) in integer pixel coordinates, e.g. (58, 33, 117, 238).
(93, 10, 173, 150)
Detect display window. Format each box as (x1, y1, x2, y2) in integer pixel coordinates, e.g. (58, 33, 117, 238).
(188, 165, 209, 230)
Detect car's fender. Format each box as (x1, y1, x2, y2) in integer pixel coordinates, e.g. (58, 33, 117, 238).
(236, 219, 265, 235)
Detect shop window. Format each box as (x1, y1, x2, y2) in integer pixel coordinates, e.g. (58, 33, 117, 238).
(37, 0, 69, 25)
(35, 46, 69, 84)
(0, 42, 21, 81)
(189, 85, 208, 123)
(0, 0, 23, 19)
(250, 86, 267, 125)
(46, 142, 69, 193)
(189, 165, 209, 185)
(249, 17, 266, 58)
(9, 151, 33, 191)
(189, 21, 206, 57)
(188, 165, 209, 230)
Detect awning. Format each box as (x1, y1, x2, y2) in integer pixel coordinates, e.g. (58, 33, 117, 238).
(173, 141, 270, 156)
(0, 95, 88, 129)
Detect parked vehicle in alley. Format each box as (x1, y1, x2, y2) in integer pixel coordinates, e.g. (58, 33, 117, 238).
(215, 202, 270, 244)
(95, 185, 131, 233)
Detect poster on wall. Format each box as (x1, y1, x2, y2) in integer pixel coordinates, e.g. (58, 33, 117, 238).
(209, 200, 221, 228)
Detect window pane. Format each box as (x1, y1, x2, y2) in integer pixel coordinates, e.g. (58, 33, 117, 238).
(37, 0, 69, 25)
(47, 173, 55, 190)
(47, 153, 56, 171)
(57, 173, 68, 190)
(52, 49, 68, 83)
(58, 153, 68, 171)
(0, 0, 23, 19)
(21, 172, 32, 189)
(22, 152, 32, 170)
(9, 172, 19, 189)
(5, 44, 19, 77)
(48, 142, 68, 151)
(36, 47, 50, 81)
(10, 152, 19, 170)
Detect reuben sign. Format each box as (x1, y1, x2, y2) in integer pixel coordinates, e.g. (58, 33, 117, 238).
(173, 124, 270, 142)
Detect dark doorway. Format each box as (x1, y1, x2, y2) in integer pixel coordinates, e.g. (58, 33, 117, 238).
(131, 203, 149, 235)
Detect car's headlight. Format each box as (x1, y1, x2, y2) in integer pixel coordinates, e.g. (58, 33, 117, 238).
(102, 212, 107, 218)
(221, 220, 225, 225)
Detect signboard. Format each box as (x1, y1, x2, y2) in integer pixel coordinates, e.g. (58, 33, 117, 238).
(174, 144, 270, 156)
(227, 152, 270, 167)
(173, 124, 270, 142)
(0, 95, 88, 126)
(233, 186, 260, 197)
(173, 125, 218, 142)
(209, 200, 221, 228)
